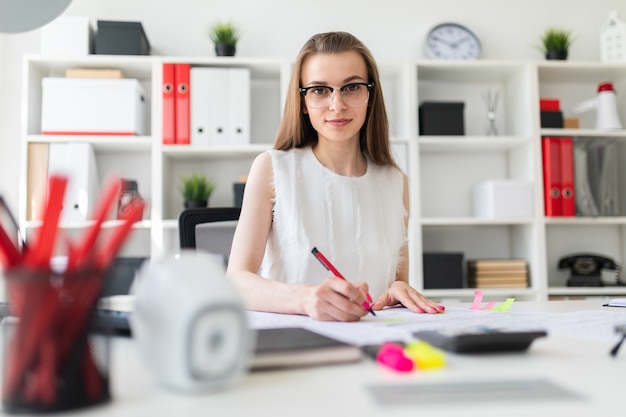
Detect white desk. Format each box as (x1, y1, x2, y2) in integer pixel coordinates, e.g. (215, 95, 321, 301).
(4, 300, 626, 416)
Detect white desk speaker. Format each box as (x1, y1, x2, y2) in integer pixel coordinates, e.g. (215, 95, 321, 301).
(130, 251, 253, 393)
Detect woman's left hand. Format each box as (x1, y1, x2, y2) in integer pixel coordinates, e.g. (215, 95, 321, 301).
(371, 281, 445, 314)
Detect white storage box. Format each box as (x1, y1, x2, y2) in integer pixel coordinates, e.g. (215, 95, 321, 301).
(473, 180, 534, 218)
(40, 16, 94, 56)
(41, 78, 148, 135)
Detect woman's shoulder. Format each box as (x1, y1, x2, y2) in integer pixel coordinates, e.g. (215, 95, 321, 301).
(252, 149, 273, 168)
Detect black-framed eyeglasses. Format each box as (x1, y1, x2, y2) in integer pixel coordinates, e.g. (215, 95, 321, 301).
(299, 82, 373, 109)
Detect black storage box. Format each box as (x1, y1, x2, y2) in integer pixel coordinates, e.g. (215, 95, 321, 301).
(540, 110, 564, 128)
(419, 102, 465, 135)
(96, 20, 150, 55)
(423, 252, 464, 289)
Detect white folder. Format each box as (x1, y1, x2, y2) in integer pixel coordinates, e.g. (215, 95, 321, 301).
(190, 67, 228, 146)
(228, 68, 251, 146)
(207, 68, 230, 146)
(189, 67, 250, 146)
(48, 142, 99, 222)
(190, 67, 211, 146)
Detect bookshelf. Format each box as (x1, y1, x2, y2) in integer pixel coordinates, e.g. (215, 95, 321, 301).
(18, 55, 626, 301)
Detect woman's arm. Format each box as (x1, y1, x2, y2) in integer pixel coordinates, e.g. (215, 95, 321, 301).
(226, 152, 370, 321)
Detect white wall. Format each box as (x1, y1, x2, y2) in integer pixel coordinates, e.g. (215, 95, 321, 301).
(1, 0, 625, 215)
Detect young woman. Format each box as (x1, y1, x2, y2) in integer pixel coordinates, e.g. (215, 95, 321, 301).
(226, 31, 444, 321)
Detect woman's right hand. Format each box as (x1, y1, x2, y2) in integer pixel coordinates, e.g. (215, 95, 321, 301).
(302, 276, 371, 322)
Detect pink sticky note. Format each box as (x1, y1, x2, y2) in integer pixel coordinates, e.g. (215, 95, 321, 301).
(469, 290, 483, 309)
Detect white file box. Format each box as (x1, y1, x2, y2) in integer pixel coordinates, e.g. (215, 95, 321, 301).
(40, 16, 94, 56)
(474, 180, 534, 218)
(41, 78, 148, 135)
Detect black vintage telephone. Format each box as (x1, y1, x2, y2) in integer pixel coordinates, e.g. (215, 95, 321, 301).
(558, 254, 622, 287)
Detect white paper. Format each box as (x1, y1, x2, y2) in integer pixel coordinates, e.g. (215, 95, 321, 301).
(247, 306, 626, 346)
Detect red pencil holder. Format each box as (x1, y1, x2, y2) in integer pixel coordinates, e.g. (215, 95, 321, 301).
(2, 267, 110, 413)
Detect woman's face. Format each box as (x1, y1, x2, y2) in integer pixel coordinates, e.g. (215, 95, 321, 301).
(300, 51, 369, 146)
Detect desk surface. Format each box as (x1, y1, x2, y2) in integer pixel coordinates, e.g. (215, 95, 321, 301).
(3, 300, 626, 417)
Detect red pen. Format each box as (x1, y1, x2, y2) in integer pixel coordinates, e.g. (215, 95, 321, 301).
(311, 247, 376, 316)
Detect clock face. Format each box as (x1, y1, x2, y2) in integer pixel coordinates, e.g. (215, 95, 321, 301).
(425, 23, 482, 60)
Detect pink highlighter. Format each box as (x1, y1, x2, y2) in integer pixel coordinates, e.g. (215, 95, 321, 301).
(377, 342, 414, 372)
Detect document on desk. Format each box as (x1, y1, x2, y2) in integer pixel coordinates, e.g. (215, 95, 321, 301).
(247, 306, 626, 346)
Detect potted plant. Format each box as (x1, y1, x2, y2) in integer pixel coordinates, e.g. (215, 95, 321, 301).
(539, 28, 574, 60)
(208, 20, 240, 57)
(180, 174, 216, 208)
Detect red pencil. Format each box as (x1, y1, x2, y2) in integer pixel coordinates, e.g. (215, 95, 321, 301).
(70, 177, 122, 270)
(311, 247, 376, 316)
(0, 223, 20, 267)
(23, 175, 67, 269)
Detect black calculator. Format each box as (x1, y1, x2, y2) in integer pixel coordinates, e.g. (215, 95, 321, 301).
(414, 327, 547, 353)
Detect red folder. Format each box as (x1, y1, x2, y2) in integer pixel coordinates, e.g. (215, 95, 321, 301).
(175, 63, 191, 145)
(559, 137, 575, 216)
(162, 63, 176, 145)
(542, 137, 562, 216)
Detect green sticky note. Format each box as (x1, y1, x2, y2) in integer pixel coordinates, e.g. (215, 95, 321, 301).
(491, 298, 515, 312)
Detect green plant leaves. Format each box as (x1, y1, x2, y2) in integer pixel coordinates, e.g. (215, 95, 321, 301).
(208, 21, 240, 46)
(181, 174, 216, 202)
(540, 28, 573, 52)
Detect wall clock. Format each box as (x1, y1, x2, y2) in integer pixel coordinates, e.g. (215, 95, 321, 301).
(424, 22, 482, 60)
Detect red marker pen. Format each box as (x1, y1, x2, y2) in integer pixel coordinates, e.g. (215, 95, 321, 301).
(311, 247, 376, 316)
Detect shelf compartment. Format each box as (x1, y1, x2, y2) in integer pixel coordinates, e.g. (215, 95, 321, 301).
(417, 61, 535, 137)
(544, 223, 626, 288)
(25, 56, 154, 136)
(540, 137, 626, 218)
(537, 62, 626, 131)
(421, 223, 541, 293)
(419, 144, 535, 218)
(166, 57, 287, 146)
(422, 224, 538, 261)
(161, 153, 259, 219)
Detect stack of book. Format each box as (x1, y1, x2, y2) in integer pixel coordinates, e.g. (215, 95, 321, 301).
(467, 259, 529, 288)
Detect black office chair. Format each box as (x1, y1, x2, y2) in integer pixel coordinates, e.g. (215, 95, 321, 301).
(178, 207, 241, 262)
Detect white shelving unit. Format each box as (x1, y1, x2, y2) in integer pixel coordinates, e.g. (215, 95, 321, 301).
(18, 55, 626, 302)
(413, 61, 544, 302)
(537, 62, 626, 299)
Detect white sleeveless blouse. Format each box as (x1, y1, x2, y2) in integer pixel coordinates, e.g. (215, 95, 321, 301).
(259, 147, 406, 299)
